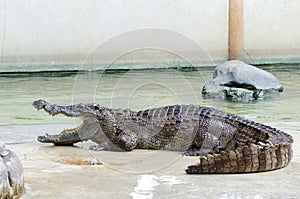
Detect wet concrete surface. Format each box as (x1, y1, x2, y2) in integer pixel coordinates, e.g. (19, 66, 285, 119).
(1, 122, 299, 199)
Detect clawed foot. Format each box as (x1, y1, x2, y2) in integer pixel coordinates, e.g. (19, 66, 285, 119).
(89, 144, 106, 151)
(183, 148, 210, 156)
(183, 149, 201, 156)
(89, 143, 122, 151)
(89, 142, 128, 152)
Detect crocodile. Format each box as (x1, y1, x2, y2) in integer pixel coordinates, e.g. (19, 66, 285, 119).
(33, 99, 293, 174)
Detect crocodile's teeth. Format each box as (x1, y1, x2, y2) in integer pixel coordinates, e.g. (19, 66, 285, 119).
(63, 127, 77, 133)
(61, 123, 83, 133)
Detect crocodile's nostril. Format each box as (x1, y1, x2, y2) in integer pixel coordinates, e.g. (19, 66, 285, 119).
(93, 103, 100, 110)
(33, 99, 46, 110)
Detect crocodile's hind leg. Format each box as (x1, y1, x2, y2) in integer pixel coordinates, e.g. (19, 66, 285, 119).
(183, 147, 212, 156)
(183, 118, 237, 156)
(37, 129, 81, 146)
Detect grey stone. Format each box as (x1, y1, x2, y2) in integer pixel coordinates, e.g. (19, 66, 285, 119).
(202, 60, 283, 102)
(0, 143, 24, 199)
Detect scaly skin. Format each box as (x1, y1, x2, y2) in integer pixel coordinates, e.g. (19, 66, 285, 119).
(33, 99, 293, 174)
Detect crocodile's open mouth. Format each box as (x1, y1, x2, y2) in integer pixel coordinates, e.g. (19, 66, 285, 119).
(33, 99, 100, 145)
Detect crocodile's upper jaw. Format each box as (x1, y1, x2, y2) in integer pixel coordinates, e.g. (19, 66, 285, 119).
(33, 99, 100, 117)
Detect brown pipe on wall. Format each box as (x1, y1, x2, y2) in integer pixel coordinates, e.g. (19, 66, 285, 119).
(228, 0, 244, 60)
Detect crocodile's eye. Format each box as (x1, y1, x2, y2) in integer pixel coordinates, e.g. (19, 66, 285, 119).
(92, 103, 100, 110)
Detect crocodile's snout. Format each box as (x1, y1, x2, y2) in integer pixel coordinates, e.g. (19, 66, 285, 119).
(33, 99, 47, 110)
(37, 135, 48, 143)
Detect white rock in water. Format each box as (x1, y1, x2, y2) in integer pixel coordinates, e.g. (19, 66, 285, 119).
(202, 60, 283, 102)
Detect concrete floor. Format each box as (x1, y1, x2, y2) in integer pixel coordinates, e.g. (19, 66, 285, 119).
(2, 122, 300, 199)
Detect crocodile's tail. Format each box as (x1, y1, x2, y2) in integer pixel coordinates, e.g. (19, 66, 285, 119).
(185, 123, 293, 174)
(185, 142, 292, 174)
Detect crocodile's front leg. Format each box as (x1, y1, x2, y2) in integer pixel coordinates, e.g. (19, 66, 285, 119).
(111, 129, 138, 151)
(96, 109, 138, 151)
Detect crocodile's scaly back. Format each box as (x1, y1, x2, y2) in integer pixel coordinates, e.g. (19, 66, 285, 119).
(33, 100, 293, 174)
(134, 105, 202, 151)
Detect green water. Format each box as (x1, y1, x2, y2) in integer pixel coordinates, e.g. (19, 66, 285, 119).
(0, 66, 299, 125)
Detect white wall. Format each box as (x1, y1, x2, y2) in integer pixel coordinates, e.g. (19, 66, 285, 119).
(244, 0, 300, 64)
(0, 0, 228, 72)
(0, 0, 299, 72)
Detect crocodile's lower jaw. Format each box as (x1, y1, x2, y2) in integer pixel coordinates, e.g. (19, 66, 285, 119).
(37, 116, 84, 144)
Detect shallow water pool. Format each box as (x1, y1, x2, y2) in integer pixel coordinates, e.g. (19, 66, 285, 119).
(0, 65, 300, 126)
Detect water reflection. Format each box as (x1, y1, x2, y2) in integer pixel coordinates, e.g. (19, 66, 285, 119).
(130, 175, 186, 199)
